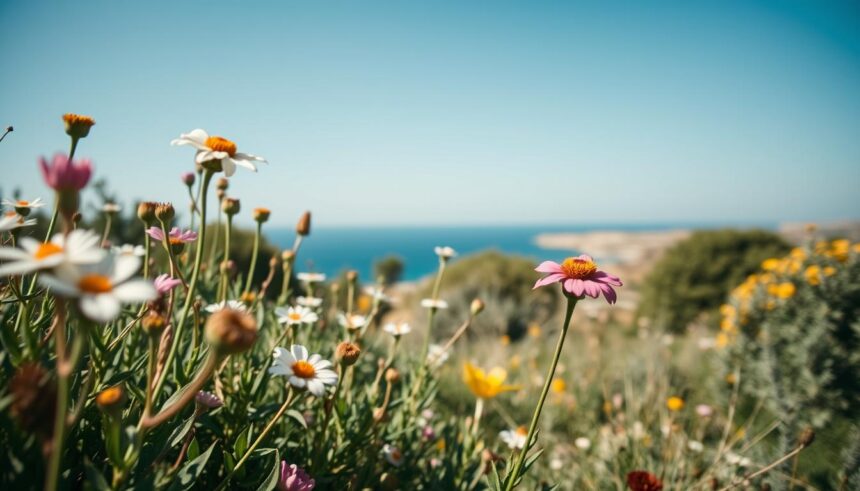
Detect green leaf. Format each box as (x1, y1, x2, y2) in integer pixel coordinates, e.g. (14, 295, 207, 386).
(169, 441, 216, 491)
(187, 438, 200, 461)
(285, 409, 308, 430)
(255, 449, 280, 491)
(168, 415, 197, 448)
(83, 459, 111, 491)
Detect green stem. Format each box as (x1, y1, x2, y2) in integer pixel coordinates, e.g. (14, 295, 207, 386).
(243, 222, 261, 294)
(219, 215, 233, 301)
(504, 297, 576, 491)
(100, 214, 113, 247)
(143, 233, 151, 279)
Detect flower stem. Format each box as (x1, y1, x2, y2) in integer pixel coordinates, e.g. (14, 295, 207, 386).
(243, 222, 262, 294)
(219, 215, 233, 301)
(142, 351, 218, 429)
(504, 296, 576, 491)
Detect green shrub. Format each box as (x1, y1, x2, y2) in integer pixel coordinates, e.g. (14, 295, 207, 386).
(638, 229, 789, 332)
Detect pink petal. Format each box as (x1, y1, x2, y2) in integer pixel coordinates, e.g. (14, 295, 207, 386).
(533, 273, 565, 289)
(598, 283, 617, 304)
(592, 271, 622, 286)
(146, 227, 165, 241)
(535, 261, 562, 273)
(565, 278, 585, 296)
(577, 254, 593, 262)
(39, 157, 55, 188)
(583, 280, 600, 298)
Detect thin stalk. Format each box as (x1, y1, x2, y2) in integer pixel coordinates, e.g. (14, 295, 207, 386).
(100, 214, 113, 247)
(219, 215, 233, 301)
(243, 222, 262, 294)
(504, 297, 576, 491)
(142, 352, 218, 429)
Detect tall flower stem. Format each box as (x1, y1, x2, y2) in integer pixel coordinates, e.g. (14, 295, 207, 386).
(243, 222, 262, 294)
(217, 389, 296, 490)
(142, 352, 218, 429)
(420, 257, 448, 361)
(219, 215, 233, 301)
(100, 213, 113, 247)
(504, 296, 577, 491)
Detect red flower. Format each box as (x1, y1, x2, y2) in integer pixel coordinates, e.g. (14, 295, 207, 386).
(626, 471, 663, 491)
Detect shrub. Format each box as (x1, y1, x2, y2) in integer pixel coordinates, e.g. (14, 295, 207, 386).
(638, 229, 790, 332)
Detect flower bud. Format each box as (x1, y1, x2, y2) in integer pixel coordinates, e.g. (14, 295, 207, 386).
(181, 172, 195, 186)
(373, 407, 387, 423)
(281, 249, 295, 264)
(216, 177, 229, 191)
(95, 385, 126, 416)
(195, 391, 223, 411)
(470, 298, 485, 316)
(269, 255, 280, 269)
(336, 341, 361, 366)
(71, 212, 83, 225)
(296, 211, 311, 236)
(62, 113, 95, 139)
(798, 427, 815, 447)
(240, 291, 256, 305)
(346, 270, 358, 284)
(155, 202, 175, 222)
(385, 368, 400, 384)
(222, 197, 240, 216)
(141, 311, 167, 337)
(253, 207, 270, 223)
(220, 260, 236, 277)
(137, 201, 158, 224)
(216, 189, 226, 201)
(205, 308, 258, 355)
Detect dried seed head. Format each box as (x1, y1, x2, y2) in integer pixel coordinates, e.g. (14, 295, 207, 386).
(155, 202, 175, 222)
(205, 308, 258, 355)
(296, 211, 311, 236)
(798, 427, 815, 447)
(222, 197, 240, 215)
(336, 341, 361, 366)
(9, 363, 56, 437)
(137, 201, 158, 224)
(385, 368, 400, 384)
(216, 177, 229, 191)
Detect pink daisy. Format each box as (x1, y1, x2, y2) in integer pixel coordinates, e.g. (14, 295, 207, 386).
(533, 255, 622, 304)
(153, 274, 182, 294)
(146, 226, 198, 243)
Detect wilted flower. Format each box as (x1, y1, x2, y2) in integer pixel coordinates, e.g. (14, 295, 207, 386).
(533, 255, 622, 304)
(434, 246, 457, 259)
(382, 322, 411, 338)
(382, 444, 404, 467)
(278, 461, 315, 491)
(195, 391, 223, 410)
(39, 254, 156, 322)
(270, 345, 338, 397)
(276, 306, 319, 326)
(626, 471, 663, 491)
(0, 229, 104, 276)
(420, 298, 448, 310)
(39, 153, 92, 191)
(9, 363, 56, 437)
(335, 341, 361, 366)
(499, 426, 528, 450)
(153, 274, 182, 294)
(462, 362, 519, 399)
(171, 129, 267, 177)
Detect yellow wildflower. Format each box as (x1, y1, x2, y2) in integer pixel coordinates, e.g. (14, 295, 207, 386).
(716, 332, 730, 348)
(527, 323, 542, 338)
(500, 334, 510, 346)
(551, 379, 566, 394)
(666, 396, 684, 412)
(831, 239, 850, 262)
(462, 362, 520, 399)
(823, 266, 836, 277)
(356, 294, 372, 313)
(768, 282, 796, 299)
(804, 265, 821, 286)
(761, 258, 781, 271)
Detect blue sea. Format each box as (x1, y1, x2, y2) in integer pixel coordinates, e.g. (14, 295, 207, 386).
(266, 223, 776, 281)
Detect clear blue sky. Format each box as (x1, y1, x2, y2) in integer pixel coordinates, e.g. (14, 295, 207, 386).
(2, 0, 859, 228)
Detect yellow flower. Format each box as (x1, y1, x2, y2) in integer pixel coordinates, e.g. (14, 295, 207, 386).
(500, 334, 510, 346)
(356, 294, 372, 313)
(436, 438, 446, 452)
(774, 282, 796, 299)
(804, 265, 821, 286)
(551, 379, 566, 394)
(720, 317, 736, 333)
(716, 332, 730, 348)
(720, 304, 736, 318)
(761, 258, 781, 271)
(462, 362, 520, 399)
(831, 239, 850, 261)
(823, 266, 836, 277)
(790, 247, 806, 260)
(527, 323, 542, 338)
(666, 396, 684, 412)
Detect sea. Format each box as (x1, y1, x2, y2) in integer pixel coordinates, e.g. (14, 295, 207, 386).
(266, 223, 776, 282)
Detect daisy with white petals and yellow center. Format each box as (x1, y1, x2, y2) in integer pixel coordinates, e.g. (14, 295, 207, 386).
(2, 197, 46, 216)
(0, 229, 105, 276)
(276, 306, 319, 326)
(39, 253, 156, 322)
(205, 300, 248, 314)
(171, 129, 267, 177)
(269, 344, 338, 397)
(383, 322, 412, 338)
(499, 427, 529, 450)
(338, 313, 367, 331)
(0, 212, 36, 232)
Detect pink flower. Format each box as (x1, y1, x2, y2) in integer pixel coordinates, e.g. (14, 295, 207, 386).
(194, 390, 223, 410)
(533, 255, 622, 304)
(181, 172, 195, 186)
(38, 153, 92, 191)
(154, 274, 182, 294)
(146, 226, 198, 243)
(278, 462, 315, 491)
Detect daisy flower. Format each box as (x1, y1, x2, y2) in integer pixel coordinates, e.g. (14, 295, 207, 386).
(2, 197, 45, 215)
(276, 306, 319, 326)
(146, 226, 198, 244)
(0, 212, 37, 232)
(499, 427, 528, 450)
(153, 274, 182, 294)
(171, 129, 267, 177)
(574, 437, 591, 450)
(205, 300, 247, 314)
(382, 444, 404, 467)
(434, 246, 457, 259)
(420, 298, 448, 310)
(269, 345, 337, 397)
(102, 203, 121, 214)
(111, 244, 145, 257)
(363, 286, 392, 303)
(296, 272, 326, 283)
(533, 255, 622, 304)
(382, 322, 411, 338)
(338, 313, 367, 331)
(426, 344, 449, 368)
(296, 296, 323, 308)
(0, 229, 105, 276)
(39, 254, 157, 322)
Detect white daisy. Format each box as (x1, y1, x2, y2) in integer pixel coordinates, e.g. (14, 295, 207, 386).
(420, 298, 449, 310)
(382, 322, 411, 338)
(296, 296, 324, 308)
(499, 427, 528, 450)
(338, 313, 367, 331)
(269, 344, 338, 397)
(0, 229, 105, 276)
(276, 306, 319, 326)
(205, 300, 247, 314)
(687, 440, 704, 453)
(363, 286, 392, 303)
(2, 198, 46, 213)
(111, 244, 145, 257)
(0, 212, 36, 232)
(296, 272, 326, 283)
(382, 444, 404, 467)
(434, 246, 457, 259)
(102, 202, 121, 214)
(426, 344, 449, 368)
(171, 129, 267, 178)
(574, 437, 591, 450)
(38, 254, 156, 322)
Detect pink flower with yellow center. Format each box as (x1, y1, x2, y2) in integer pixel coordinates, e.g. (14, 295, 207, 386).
(533, 255, 622, 304)
(146, 226, 198, 244)
(171, 129, 267, 177)
(38, 153, 92, 191)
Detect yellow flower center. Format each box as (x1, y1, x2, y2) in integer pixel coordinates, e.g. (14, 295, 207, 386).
(168, 237, 184, 246)
(561, 257, 597, 279)
(291, 360, 316, 379)
(62, 113, 96, 127)
(17, 200, 29, 206)
(78, 274, 113, 294)
(205, 136, 237, 157)
(34, 242, 63, 260)
(96, 386, 123, 406)
(515, 426, 528, 436)
(289, 312, 302, 321)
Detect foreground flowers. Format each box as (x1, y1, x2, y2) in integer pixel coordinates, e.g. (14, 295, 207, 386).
(171, 129, 267, 177)
(533, 254, 622, 304)
(0, 229, 104, 276)
(277, 306, 319, 326)
(270, 345, 338, 397)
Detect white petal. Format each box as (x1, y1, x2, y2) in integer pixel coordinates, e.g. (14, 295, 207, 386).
(307, 379, 325, 397)
(268, 364, 292, 377)
(37, 274, 80, 297)
(113, 280, 157, 303)
(79, 294, 121, 322)
(195, 150, 216, 164)
(110, 255, 142, 283)
(0, 260, 41, 276)
(273, 347, 296, 367)
(222, 159, 236, 177)
(289, 376, 307, 388)
(234, 152, 267, 163)
(312, 359, 333, 371)
(308, 354, 321, 365)
(291, 345, 308, 361)
(0, 247, 30, 260)
(232, 158, 258, 172)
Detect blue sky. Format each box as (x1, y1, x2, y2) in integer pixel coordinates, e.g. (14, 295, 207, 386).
(1, 0, 859, 227)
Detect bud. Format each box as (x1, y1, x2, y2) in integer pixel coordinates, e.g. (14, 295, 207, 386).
(137, 201, 158, 224)
(798, 427, 815, 447)
(373, 407, 386, 423)
(346, 270, 358, 283)
(296, 211, 311, 236)
(269, 255, 280, 269)
(336, 341, 361, 366)
(181, 172, 195, 186)
(141, 311, 167, 337)
(253, 207, 271, 224)
(470, 298, 485, 316)
(240, 291, 256, 305)
(220, 260, 237, 277)
(216, 177, 229, 191)
(62, 113, 95, 139)
(205, 308, 258, 355)
(195, 391, 223, 411)
(385, 368, 400, 384)
(281, 249, 295, 264)
(222, 197, 240, 216)
(95, 385, 126, 416)
(5, 126, 12, 133)
(155, 202, 175, 222)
